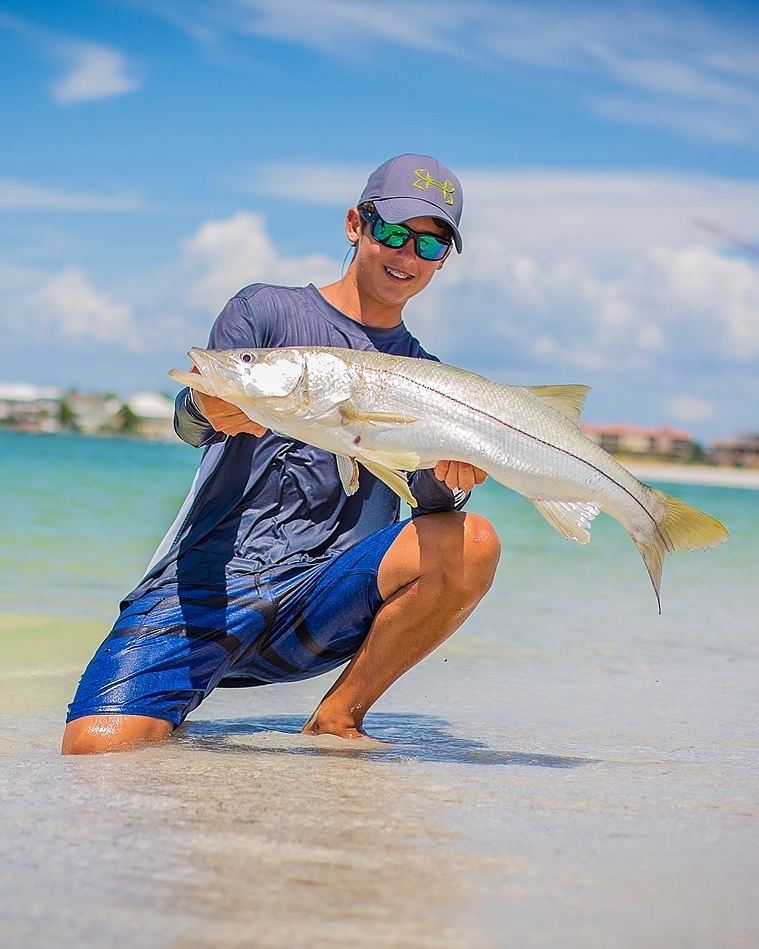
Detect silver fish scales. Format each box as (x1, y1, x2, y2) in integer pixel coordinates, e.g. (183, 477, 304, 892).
(171, 346, 729, 611)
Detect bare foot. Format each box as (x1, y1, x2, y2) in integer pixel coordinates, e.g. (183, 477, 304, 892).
(301, 709, 373, 740)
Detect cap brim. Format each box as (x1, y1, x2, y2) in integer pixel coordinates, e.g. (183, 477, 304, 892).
(372, 196, 462, 253)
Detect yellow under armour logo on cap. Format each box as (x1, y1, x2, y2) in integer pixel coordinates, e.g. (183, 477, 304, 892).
(413, 169, 456, 206)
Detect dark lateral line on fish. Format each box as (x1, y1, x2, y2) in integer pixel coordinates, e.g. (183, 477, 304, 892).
(370, 366, 666, 544)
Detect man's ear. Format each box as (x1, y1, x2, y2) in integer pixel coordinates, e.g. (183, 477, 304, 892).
(345, 207, 362, 244)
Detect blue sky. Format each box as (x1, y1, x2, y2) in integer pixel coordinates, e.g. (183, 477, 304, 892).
(1, 0, 758, 440)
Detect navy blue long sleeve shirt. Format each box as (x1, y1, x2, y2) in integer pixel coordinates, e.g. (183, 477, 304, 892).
(126, 283, 467, 604)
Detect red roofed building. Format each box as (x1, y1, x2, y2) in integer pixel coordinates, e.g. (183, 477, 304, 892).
(582, 423, 697, 461)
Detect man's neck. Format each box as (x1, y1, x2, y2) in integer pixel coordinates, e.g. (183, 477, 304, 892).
(317, 274, 403, 329)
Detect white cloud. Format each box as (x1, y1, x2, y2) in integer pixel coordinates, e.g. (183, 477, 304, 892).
(0, 12, 142, 104)
(0, 179, 143, 212)
(665, 395, 716, 423)
(247, 163, 363, 208)
(648, 245, 759, 359)
(51, 40, 142, 104)
(181, 210, 337, 312)
(251, 164, 759, 264)
(415, 237, 759, 374)
(2, 176, 756, 437)
(593, 95, 757, 145)
(143, 0, 459, 56)
(29, 268, 138, 346)
(142, 0, 759, 147)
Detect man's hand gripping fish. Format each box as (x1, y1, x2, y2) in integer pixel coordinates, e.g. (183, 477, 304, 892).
(170, 346, 728, 611)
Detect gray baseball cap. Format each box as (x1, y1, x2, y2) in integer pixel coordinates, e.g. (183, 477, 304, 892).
(358, 153, 463, 253)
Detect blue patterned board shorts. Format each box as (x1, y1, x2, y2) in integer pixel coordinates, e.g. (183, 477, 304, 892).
(67, 520, 407, 727)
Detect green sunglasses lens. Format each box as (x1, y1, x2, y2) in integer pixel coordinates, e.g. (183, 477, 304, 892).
(374, 220, 410, 248)
(416, 234, 449, 261)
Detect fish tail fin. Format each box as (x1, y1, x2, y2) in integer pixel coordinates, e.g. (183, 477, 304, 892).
(634, 488, 729, 614)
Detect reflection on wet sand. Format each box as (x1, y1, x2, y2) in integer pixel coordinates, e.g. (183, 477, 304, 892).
(52, 715, 480, 948)
(179, 712, 597, 769)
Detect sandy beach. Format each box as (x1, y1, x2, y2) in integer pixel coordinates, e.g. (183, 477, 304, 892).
(1, 432, 757, 947)
(628, 462, 759, 490)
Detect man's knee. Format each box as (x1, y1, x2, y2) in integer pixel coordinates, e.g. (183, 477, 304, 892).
(452, 512, 500, 595)
(419, 511, 501, 597)
(61, 714, 172, 755)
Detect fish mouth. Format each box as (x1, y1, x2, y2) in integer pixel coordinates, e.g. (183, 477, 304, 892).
(187, 347, 210, 370)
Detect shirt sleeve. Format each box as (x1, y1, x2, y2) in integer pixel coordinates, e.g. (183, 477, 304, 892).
(408, 468, 470, 517)
(173, 291, 270, 448)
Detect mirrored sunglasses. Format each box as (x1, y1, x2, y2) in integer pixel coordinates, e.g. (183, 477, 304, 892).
(359, 207, 451, 262)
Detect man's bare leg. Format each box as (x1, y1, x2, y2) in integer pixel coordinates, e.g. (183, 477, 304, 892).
(303, 512, 501, 739)
(61, 714, 172, 755)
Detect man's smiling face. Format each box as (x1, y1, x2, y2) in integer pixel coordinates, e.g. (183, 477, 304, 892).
(349, 208, 451, 311)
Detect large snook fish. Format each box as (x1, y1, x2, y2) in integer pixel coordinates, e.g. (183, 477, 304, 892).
(170, 346, 728, 611)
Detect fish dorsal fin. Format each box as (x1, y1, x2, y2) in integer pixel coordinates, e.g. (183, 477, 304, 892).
(527, 385, 590, 424)
(532, 499, 600, 544)
(359, 459, 418, 508)
(335, 455, 360, 496)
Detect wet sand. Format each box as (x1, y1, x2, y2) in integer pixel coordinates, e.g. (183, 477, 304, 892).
(2, 601, 757, 948)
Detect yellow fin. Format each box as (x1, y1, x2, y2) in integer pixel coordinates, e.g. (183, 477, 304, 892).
(359, 459, 418, 508)
(339, 404, 418, 425)
(633, 488, 729, 614)
(527, 385, 590, 423)
(358, 446, 420, 472)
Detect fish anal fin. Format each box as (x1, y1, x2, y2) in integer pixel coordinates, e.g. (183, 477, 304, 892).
(527, 385, 590, 424)
(359, 459, 418, 508)
(532, 498, 600, 544)
(339, 404, 418, 426)
(335, 455, 360, 496)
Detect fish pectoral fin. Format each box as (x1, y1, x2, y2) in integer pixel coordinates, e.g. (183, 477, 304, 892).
(339, 403, 418, 426)
(526, 385, 590, 424)
(356, 446, 421, 507)
(296, 404, 340, 423)
(532, 499, 600, 544)
(168, 368, 219, 399)
(358, 446, 421, 471)
(358, 459, 418, 508)
(335, 455, 360, 496)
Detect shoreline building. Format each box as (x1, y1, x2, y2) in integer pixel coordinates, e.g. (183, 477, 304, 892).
(0, 383, 63, 433)
(708, 433, 759, 468)
(582, 423, 698, 462)
(0, 382, 177, 441)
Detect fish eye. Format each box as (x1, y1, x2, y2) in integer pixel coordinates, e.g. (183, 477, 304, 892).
(241, 353, 252, 363)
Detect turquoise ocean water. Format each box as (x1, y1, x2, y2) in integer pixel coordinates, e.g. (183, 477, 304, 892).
(0, 433, 759, 625)
(1, 429, 757, 947)
(2, 429, 753, 635)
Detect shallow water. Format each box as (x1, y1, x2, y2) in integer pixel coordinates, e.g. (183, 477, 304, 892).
(2, 431, 758, 946)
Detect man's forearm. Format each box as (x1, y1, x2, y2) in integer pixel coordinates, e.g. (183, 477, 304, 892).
(174, 387, 225, 448)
